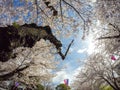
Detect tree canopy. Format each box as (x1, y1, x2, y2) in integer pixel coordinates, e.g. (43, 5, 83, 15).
(0, 0, 120, 90)
(56, 84, 71, 90)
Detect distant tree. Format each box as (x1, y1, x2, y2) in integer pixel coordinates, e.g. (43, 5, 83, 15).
(72, 0, 120, 90)
(100, 85, 113, 90)
(0, 39, 58, 85)
(55, 84, 71, 90)
(36, 84, 44, 90)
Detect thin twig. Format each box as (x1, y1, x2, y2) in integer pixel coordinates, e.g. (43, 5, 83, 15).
(0, 65, 29, 80)
(109, 23, 120, 32)
(98, 35, 120, 40)
(38, 6, 49, 17)
(0, 50, 31, 80)
(62, 0, 86, 31)
(98, 24, 120, 40)
(60, 0, 63, 22)
(35, 0, 39, 24)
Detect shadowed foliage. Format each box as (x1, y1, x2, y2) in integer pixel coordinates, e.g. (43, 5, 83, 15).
(56, 84, 71, 90)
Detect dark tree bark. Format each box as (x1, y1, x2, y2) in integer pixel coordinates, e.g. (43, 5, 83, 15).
(0, 65, 29, 80)
(0, 23, 73, 62)
(0, 23, 62, 62)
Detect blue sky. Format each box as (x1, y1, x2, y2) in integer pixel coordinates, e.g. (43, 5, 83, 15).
(13, 0, 25, 7)
(52, 30, 91, 85)
(52, 1, 98, 85)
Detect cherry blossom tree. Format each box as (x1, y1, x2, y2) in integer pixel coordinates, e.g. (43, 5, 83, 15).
(0, 39, 58, 88)
(72, 0, 120, 89)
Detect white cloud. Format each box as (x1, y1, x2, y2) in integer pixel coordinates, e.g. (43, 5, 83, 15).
(52, 69, 72, 84)
(77, 34, 96, 55)
(77, 48, 87, 53)
(85, 34, 97, 55)
(52, 66, 83, 86)
(89, 0, 96, 3)
(73, 67, 82, 75)
(92, 0, 96, 2)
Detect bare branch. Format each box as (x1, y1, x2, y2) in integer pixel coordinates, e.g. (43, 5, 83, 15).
(109, 23, 120, 32)
(98, 24, 120, 40)
(0, 50, 31, 80)
(101, 76, 118, 90)
(0, 65, 29, 80)
(59, 39, 74, 60)
(60, 0, 63, 22)
(38, 5, 49, 17)
(35, 0, 39, 23)
(98, 35, 120, 40)
(62, 0, 86, 31)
